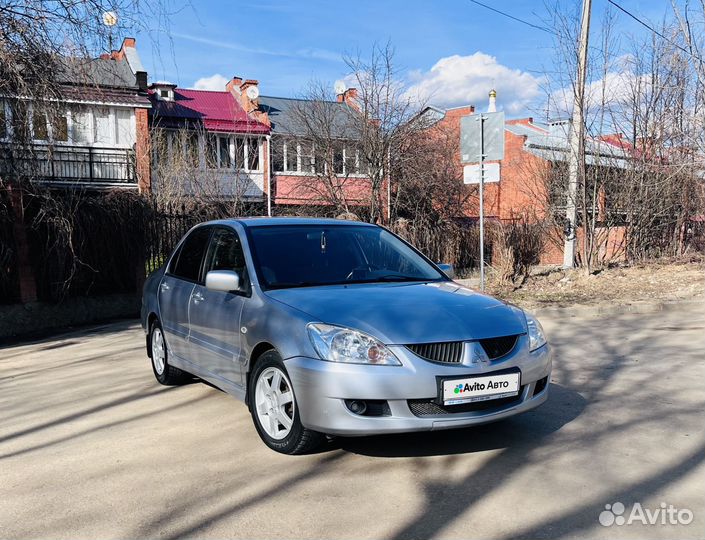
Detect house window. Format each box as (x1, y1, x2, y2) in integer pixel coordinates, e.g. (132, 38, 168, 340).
(11, 101, 30, 141)
(94, 108, 111, 144)
(71, 108, 93, 144)
(333, 142, 345, 175)
(247, 137, 259, 171)
(219, 136, 232, 168)
(206, 134, 218, 169)
(300, 141, 314, 173)
(160, 90, 169, 99)
(206, 134, 232, 169)
(314, 144, 327, 174)
(168, 131, 182, 166)
(115, 109, 134, 146)
(184, 131, 200, 168)
(234, 137, 245, 169)
(32, 109, 49, 141)
(51, 111, 68, 142)
(272, 137, 285, 172)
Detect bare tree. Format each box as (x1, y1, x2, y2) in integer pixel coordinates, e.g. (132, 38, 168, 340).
(284, 42, 430, 224)
(538, 1, 705, 268)
(149, 125, 258, 217)
(276, 80, 363, 217)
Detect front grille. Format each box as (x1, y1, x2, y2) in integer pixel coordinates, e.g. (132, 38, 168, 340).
(406, 341, 463, 364)
(406, 335, 519, 364)
(408, 389, 524, 417)
(479, 335, 519, 360)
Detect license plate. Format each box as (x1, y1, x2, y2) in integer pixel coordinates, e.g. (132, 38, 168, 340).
(442, 372, 521, 405)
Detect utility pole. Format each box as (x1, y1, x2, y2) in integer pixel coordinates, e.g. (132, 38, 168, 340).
(563, 0, 592, 268)
(478, 113, 486, 291)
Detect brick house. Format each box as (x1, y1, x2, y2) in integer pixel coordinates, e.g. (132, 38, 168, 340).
(426, 94, 632, 264)
(147, 77, 270, 206)
(260, 89, 372, 213)
(0, 38, 151, 192)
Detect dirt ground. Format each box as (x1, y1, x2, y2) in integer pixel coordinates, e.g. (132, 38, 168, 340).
(481, 256, 705, 309)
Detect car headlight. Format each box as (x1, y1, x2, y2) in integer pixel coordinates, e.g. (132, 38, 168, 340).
(524, 312, 547, 351)
(307, 323, 401, 365)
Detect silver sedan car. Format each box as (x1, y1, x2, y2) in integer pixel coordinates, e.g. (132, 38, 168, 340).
(141, 218, 551, 454)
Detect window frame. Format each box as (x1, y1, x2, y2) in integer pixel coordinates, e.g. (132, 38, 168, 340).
(202, 226, 251, 296)
(166, 226, 214, 284)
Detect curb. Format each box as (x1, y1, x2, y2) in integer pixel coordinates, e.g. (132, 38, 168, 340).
(530, 298, 704, 320)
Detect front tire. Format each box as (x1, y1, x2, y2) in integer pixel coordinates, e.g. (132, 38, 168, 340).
(249, 351, 324, 454)
(149, 320, 187, 385)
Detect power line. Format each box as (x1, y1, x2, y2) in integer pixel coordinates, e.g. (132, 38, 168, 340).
(467, 0, 555, 35)
(607, 0, 703, 63)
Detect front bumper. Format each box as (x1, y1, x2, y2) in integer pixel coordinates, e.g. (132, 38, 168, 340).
(284, 336, 552, 436)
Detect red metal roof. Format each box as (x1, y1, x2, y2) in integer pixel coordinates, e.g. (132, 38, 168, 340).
(149, 89, 269, 134)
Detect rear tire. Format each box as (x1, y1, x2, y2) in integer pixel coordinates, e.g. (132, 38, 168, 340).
(249, 350, 324, 454)
(149, 320, 187, 385)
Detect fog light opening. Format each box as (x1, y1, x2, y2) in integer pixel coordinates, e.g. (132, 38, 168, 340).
(533, 376, 549, 396)
(346, 400, 367, 415)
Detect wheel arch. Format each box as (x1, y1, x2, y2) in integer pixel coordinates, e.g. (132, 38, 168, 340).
(145, 312, 160, 358)
(245, 341, 277, 407)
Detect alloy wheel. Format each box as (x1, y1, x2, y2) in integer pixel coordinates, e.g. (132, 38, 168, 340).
(254, 367, 295, 440)
(151, 327, 166, 375)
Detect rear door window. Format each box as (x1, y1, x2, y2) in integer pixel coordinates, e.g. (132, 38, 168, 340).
(170, 227, 212, 282)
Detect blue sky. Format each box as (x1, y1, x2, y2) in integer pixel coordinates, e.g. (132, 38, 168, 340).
(134, 0, 665, 117)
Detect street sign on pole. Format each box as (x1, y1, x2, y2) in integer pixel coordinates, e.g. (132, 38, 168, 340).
(461, 112, 505, 163)
(460, 111, 505, 292)
(463, 163, 500, 184)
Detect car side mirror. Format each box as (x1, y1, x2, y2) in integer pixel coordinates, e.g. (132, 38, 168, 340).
(205, 270, 241, 293)
(437, 263, 455, 279)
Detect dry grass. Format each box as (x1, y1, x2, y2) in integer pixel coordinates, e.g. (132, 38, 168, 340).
(462, 256, 705, 309)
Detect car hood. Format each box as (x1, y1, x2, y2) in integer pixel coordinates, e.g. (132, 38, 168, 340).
(265, 281, 527, 344)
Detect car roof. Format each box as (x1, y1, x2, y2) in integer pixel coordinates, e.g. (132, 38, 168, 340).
(206, 217, 379, 228)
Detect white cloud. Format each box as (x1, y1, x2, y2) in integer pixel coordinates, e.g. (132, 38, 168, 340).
(173, 32, 341, 63)
(548, 70, 649, 120)
(404, 52, 542, 114)
(192, 73, 230, 91)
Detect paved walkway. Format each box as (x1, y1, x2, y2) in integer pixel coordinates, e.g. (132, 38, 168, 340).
(1, 303, 703, 539)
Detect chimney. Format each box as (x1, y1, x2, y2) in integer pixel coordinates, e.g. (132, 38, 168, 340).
(110, 38, 136, 61)
(135, 71, 148, 92)
(488, 89, 497, 113)
(226, 76, 243, 95)
(337, 88, 359, 108)
(239, 79, 260, 113)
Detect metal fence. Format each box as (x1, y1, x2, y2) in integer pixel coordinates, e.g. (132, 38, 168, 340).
(0, 190, 19, 304)
(0, 190, 270, 305)
(0, 143, 137, 184)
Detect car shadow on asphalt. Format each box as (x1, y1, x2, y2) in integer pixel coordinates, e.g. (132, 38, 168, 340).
(328, 383, 585, 457)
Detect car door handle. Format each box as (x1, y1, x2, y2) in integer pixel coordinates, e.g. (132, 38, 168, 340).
(192, 291, 204, 303)
(160, 282, 170, 292)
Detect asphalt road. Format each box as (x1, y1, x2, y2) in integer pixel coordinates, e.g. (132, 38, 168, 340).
(1, 302, 704, 539)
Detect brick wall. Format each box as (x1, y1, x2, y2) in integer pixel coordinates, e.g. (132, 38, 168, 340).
(273, 174, 371, 207)
(496, 124, 552, 221)
(135, 108, 151, 193)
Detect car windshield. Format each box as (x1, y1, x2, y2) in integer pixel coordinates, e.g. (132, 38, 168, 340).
(247, 224, 447, 289)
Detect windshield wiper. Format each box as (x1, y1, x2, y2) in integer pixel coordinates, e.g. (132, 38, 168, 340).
(365, 274, 429, 282)
(268, 281, 322, 289)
